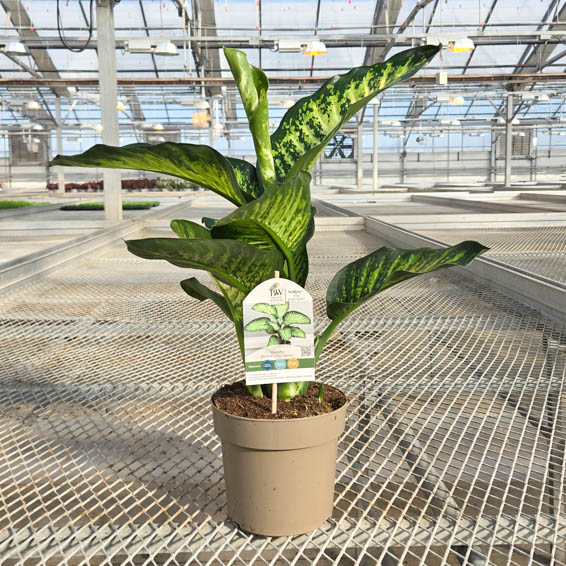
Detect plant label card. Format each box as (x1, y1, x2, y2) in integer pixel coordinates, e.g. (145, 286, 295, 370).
(243, 278, 315, 386)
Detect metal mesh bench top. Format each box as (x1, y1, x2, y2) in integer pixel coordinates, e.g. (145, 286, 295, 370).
(0, 224, 564, 565)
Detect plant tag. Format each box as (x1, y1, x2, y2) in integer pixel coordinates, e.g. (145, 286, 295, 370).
(243, 278, 315, 386)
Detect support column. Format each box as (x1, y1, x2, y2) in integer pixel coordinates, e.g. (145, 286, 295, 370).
(55, 97, 65, 193)
(97, 0, 122, 221)
(489, 126, 497, 183)
(356, 119, 363, 190)
(400, 127, 407, 184)
(504, 93, 513, 189)
(372, 103, 379, 192)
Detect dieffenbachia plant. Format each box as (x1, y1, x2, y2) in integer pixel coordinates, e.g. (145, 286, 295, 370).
(245, 301, 311, 347)
(50, 45, 488, 401)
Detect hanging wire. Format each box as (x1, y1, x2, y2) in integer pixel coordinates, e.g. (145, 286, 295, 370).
(57, 0, 95, 53)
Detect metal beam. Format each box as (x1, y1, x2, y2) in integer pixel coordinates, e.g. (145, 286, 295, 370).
(0, 0, 69, 99)
(363, 0, 404, 66)
(514, 0, 565, 74)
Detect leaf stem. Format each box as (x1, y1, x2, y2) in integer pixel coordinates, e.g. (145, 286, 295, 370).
(314, 315, 347, 362)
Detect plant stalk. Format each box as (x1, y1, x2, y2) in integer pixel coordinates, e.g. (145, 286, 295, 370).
(314, 315, 346, 362)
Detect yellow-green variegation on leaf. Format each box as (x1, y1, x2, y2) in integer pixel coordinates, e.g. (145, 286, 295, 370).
(50, 142, 252, 206)
(314, 241, 489, 360)
(271, 45, 440, 181)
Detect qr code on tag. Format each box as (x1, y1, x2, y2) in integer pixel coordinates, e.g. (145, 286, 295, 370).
(300, 346, 313, 357)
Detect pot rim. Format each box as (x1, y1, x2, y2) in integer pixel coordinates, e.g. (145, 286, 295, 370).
(211, 388, 349, 425)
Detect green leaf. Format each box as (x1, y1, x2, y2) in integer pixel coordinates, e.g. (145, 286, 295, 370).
(270, 45, 440, 181)
(212, 172, 312, 283)
(252, 303, 277, 316)
(171, 219, 210, 239)
(125, 238, 285, 294)
(202, 217, 218, 229)
(268, 321, 281, 333)
(274, 302, 289, 319)
(180, 277, 232, 320)
(327, 241, 489, 320)
(224, 47, 276, 186)
(228, 157, 263, 200)
(267, 335, 282, 347)
(280, 327, 292, 341)
(50, 142, 250, 207)
(244, 317, 272, 332)
(283, 311, 311, 324)
(290, 327, 306, 338)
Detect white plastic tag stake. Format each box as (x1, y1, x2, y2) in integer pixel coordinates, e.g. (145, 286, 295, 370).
(271, 271, 279, 414)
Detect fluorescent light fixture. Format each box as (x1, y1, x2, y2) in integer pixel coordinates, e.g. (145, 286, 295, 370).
(468, 132, 484, 137)
(25, 100, 41, 111)
(154, 40, 178, 56)
(303, 40, 327, 56)
(280, 99, 295, 109)
(447, 37, 474, 52)
(3, 41, 27, 55)
(520, 92, 550, 102)
(379, 119, 401, 126)
(31, 123, 44, 131)
(440, 119, 460, 126)
(276, 39, 303, 53)
(435, 94, 451, 103)
(430, 132, 444, 138)
(126, 38, 154, 53)
(80, 122, 103, 131)
(511, 118, 520, 125)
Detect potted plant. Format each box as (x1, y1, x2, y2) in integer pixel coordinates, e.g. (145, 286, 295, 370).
(51, 44, 487, 536)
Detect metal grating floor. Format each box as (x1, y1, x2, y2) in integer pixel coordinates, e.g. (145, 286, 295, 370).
(420, 226, 566, 286)
(0, 226, 565, 565)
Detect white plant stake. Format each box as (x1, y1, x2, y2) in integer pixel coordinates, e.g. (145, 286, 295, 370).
(242, 271, 315, 415)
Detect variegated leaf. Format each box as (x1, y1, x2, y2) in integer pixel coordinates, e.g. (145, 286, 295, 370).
(50, 142, 249, 206)
(252, 303, 277, 316)
(224, 47, 276, 186)
(202, 217, 219, 229)
(125, 237, 285, 294)
(171, 219, 210, 239)
(274, 302, 289, 319)
(244, 317, 272, 332)
(228, 157, 263, 200)
(268, 335, 282, 347)
(283, 311, 311, 324)
(290, 327, 306, 338)
(271, 45, 440, 181)
(180, 277, 231, 320)
(327, 241, 489, 320)
(280, 327, 292, 341)
(211, 172, 312, 283)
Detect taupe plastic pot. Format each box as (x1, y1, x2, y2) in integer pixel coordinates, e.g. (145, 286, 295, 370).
(212, 397, 348, 536)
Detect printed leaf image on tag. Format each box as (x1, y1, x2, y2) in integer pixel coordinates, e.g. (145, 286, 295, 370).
(243, 278, 315, 387)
